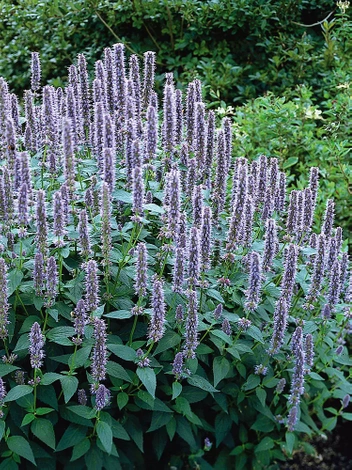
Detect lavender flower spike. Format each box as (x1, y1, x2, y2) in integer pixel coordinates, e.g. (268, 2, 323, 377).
(78, 209, 91, 258)
(135, 243, 148, 297)
(132, 166, 144, 218)
(45, 256, 58, 307)
(142, 51, 156, 111)
(29, 322, 45, 369)
(91, 318, 108, 383)
(73, 299, 88, 342)
(188, 227, 200, 287)
(35, 189, 48, 257)
(280, 244, 298, 307)
(95, 384, 111, 411)
(268, 297, 288, 355)
(262, 218, 279, 271)
(31, 52, 41, 92)
(172, 352, 184, 379)
(173, 246, 185, 293)
(34, 251, 45, 297)
(244, 252, 262, 311)
(148, 277, 166, 342)
(321, 199, 335, 239)
(201, 206, 212, 271)
(305, 334, 314, 368)
(0, 259, 9, 340)
(184, 289, 199, 359)
(287, 326, 305, 431)
(84, 260, 99, 313)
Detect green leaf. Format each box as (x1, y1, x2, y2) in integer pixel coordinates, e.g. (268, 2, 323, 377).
(71, 438, 91, 462)
(96, 421, 113, 454)
(21, 413, 35, 427)
(60, 375, 79, 403)
(107, 344, 136, 361)
(172, 382, 182, 400)
(117, 392, 129, 410)
(7, 269, 24, 296)
(247, 326, 264, 344)
(176, 416, 196, 449)
(342, 412, 352, 421)
(154, 331, 181, 355)
(207, 289, 224, 303)
(256, 388, 267, 407)
(285, 432, 296, 455)
(31, 418, 56, 449)
(7, 436, 36, 465)
(68, 346, 91, 369)
(187, 375, 219, 393)
(115, 189, 132, 203)
(283, 156, 299, 169)
(47, 326, 75, 346)
(147, 411, 173, 432)
(106, 361, 132, 383)
(3, 385, 33, 403)
(242, 375, 261, 391)
(144, 203, 165, 214)
(255, 436, 274, 453)
(56, 424, 88, 452)
(137, 367, 156, 398)
(215, 413, 232, 447)
(0, 421, 5, 442)
(41, 372, 62, 385)
(0, 364, 20, 377)
(67, 406, 96, 420)
(213, 356, 230, 387)
(104, 310, 132, 320)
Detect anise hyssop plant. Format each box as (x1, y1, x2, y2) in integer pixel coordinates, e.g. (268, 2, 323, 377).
(0, 46, 350, 470)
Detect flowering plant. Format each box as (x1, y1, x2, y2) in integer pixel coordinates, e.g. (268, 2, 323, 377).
(0, 47, 350, 469)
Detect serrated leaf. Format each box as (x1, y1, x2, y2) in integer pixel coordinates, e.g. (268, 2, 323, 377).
(172, 382, 182, 400)
(115, 189, 132, 203)
(56, 424, 88, 452)
(247, 326, 264, 344)
(0, 421, 5, 442)
(31, 418, 56, 449)
(106, 361, 132, 382)
(104, 310, 132, 320)
(107, 344, 136, 361)
(255, 436, 274, 453)
(144, 203, 165, 214)
(68, 346, 91, 369)
(7, 436, 36, 465)
(154, 331, 181, 355)
(41, 372, 62, 385)
(0, 364, 20, 377)
(117, 392, 129, 410)
(71, 438, 91, 462)
(137, 367, 156, 398)
(7, 269, 24, 296)
(67, 406, 96, 419)
(256, 388, 267, 407)
(215, 412, 232, 447)
(3, 385, 33, 403)
(242, 375, 261, 391)
(47, 326, 75, 346)
(283, 156, 298, 169)
(96, 421, 113, 454)
(285, 432, 296, 455)
(60, 375, 79, 403)
(35, 407, 54, 415)
(21, 413, 35, 427)
(147, 411, 173, 432)
(187, 375, 219, 393)
(213, 356, 230, 387)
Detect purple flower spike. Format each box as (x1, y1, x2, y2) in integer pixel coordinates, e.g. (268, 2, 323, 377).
(162, 83, 176, 159)
(188, 227, 200, 287)
(77, 389, 87, 406)
(103, 147, 116, 194)
(142, 51, 156, 111)
(213, 129, 227, 220)
(0, 259, 9, 340)
(167, 169, 181, 238)
(85, 260, 99, 313)
(327, 260, 342, 312)
(53, 191, 66, 243)
(175, 304, 184, 322)
(145, 105, 158, 163)
(175, 89, 183, 145)
(274, 171, 286, 212)
(280, 244, 298, 307)
(78, 209, 91, 257)
(195, 102, 206, 172)
(18, 183, 29, 228)
(132, 166, 144, 217)
(192, 185, 203, 228)
(201, 206, 212, 270)
(222, 318, 232, 336)
(263, 219, 279, 271)
(173, 246, 185, 293)
(78, 54, 91, 137)
(204, 110, 215, 183)
(245, 252, 262, 311)
(31, 52, 41, 92)
(35, 190, 48, 257)
(91, 318, 108, 383)
(321, 199, 335, 239)
(62, 118, 76, 199)
(184, 289, 199, 359)
(305, 235, 325, 306)
(172, 352, 184, 378)
(34, 251, 45, 297)
(186, 81, 196, 149)
(309, 167, 319, 208)
(287, 327, 305, 430)
(100, 182, 112, 265)
(148, 277, 166, 343)
(135, 243, 148, 297)
(45, 256, 58, 307)
(29, 322, 45, 369)
(287, 405, 298, 432)
(95, 384, 111, 411)
(73, 299, 88, 341)
(268, 297, 288, 355)
(113, 43, 126, 117)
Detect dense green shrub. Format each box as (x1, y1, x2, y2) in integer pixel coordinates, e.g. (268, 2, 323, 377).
(0, 45, 351, 469)
(0, 0, 350, 104)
